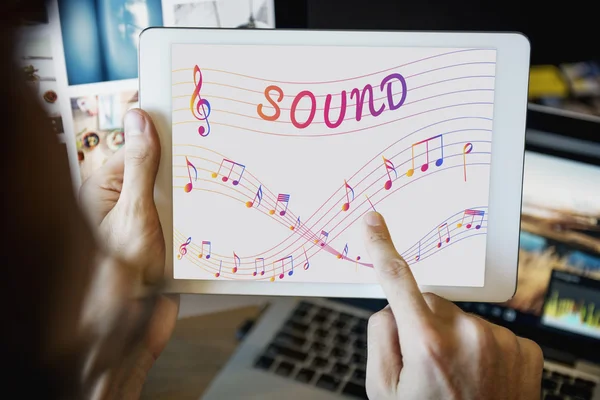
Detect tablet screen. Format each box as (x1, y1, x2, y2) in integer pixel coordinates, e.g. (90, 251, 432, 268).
(171, 44, 496, 286)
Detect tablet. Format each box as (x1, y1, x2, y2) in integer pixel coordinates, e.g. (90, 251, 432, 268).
(139, 28, 530, 301)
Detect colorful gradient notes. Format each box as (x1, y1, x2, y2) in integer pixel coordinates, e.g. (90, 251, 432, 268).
(172, 44, 496, 286)
(178, 237, 191, 260)
(212, 159, 245, 186)
(457, 209, 485, 229)
(184, 157, 197, 193)
(246, 185, 263, 208)
(341, 180, 355, 211)
(190, 65, 211, 136)
(407, 134, 444, 177)
(382, 156, 398, 190)
(271, 194, 290, 216)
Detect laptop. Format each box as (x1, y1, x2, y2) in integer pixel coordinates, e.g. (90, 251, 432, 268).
(202, 107, 600, 400)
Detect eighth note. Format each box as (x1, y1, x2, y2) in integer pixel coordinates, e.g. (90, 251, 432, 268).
(215, 260, 222, 278)
(437, 223, 451, 248)
(270, 194, 290, 216)
(341, 180, 355, 211)
(212, 159, 245, 185)
(246, 185, 263, 208)
(233, 252, 240, 273)
(199, 240, 211, 259)
(415, 241, 421, 261)
(184, 156, 198, 193)
(314, 230, 329, 246)
(382, 156, 397, 190)
(457, 209, 485, 229)
(337, 243, 349, 259)
(290, 216, 301, 231)
(407, 134, 444, 177)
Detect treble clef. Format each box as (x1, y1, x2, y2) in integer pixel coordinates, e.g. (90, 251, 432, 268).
(178, 237, 192, 260)
(190, 65, 211, 137)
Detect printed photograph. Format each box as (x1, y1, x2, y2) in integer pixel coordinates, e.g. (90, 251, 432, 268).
(16, 33, 63, 133)
(71, 90, 138, 182)
(57, 0, 163, 86)
(165, 0, 274, 28)
(503, 152, 600, 315)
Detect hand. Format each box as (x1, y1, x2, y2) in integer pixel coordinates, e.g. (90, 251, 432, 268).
(80, 109, 179, 398)
(362, 212, 543, 400)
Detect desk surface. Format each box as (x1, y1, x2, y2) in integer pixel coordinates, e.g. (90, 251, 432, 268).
(141, 305, 261, 400)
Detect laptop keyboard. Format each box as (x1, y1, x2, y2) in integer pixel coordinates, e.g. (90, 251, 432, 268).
(542, 367, 597, 400)
(253, 300, 599, 400)
(253, 301, 369, 399)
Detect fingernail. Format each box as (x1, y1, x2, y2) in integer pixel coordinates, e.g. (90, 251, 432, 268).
(364, 211, 383, 226)
(124, 110, 146, 137)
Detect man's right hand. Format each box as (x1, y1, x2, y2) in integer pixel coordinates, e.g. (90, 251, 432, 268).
(362, 211, 543, 400)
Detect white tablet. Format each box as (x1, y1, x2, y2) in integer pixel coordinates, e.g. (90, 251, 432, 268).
(139, 28, 530, 301)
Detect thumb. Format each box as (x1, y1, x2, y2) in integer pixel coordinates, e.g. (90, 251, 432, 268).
(122, 109, 161, 202)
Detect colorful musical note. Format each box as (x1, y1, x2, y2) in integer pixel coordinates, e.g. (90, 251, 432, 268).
(190, 65, 211, 136)
(314, 230, 329, 246)
(406, 134, 444, 177)
(463, 143, 473, 182)
(457, 209, 485, 229)
(246, 185, 263, 208)
(254, 258, 265, 276)
(215, 260, 222, 278)
(382, 156, 398, 190)
(177, 237, 191, 260)
(303, 246, 310, 270)
(184, 156, 198, 193)
(212, 159, 245, 186)
(233, 252, 240, 273)
(290, 216, 301, 231)
(415, 241, 421, 261)
(271, 255, 293, 281)
(270, 194, 290, 216)
(355, 255, 361, 272)
(337, 243, 349, 259)
(341, 180, 355, 211)
(365, 194, 376, 211)
(199, 240, 211, 259)
(437, 223, 451, 248)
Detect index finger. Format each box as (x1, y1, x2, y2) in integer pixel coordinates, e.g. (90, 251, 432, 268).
(363, 212, 432, 329)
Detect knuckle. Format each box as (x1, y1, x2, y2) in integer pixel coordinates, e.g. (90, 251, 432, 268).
(368, 230, 390, 243)
(126, 146, 150, 166)
(368, 308, 392, 329)
(379, 257, 411, 279)
(417, 323, 453, 358)
(519, 337, 544, 366)
(464, 316, 496, 351)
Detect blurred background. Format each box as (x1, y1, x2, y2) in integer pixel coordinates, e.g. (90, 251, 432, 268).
(16, 1, 600, 399)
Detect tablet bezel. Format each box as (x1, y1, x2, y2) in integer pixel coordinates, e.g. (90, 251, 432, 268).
(139, 27, 530, 302)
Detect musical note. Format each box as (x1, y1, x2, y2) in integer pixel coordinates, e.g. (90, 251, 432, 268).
(382, 156, 398, 190)
(198, 240, 211, 259)
(365, 194, 376, 211)
(184, 156, 198, 193)
(337, 243, 349, 259)
(303, 246, 310, 270)
(341, 180, 355, 211)
(406, 134, 444, 177)
(270, 255, 294, 281)
(190, 65, 211, 136)
(355, 255, 361, 272)
(463, 143, 473, 182)
(437, 223, 451, 248)
(457, 209, 485, 229)
(233, 252, 240, 273)
(290, 216, 301, 231)
(254, 258, 265, 276)
(314, 230, 329, 246)
(246, 185, 263, 208)
(215, 260, 222, 278)
(177, 237, 191, 260)
(270, 194, 290, 216)
(212, 159, 245, 186)
(415, 241, 421, 261)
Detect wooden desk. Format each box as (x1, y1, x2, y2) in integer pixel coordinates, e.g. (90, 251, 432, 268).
(141, 306, 261, 400)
